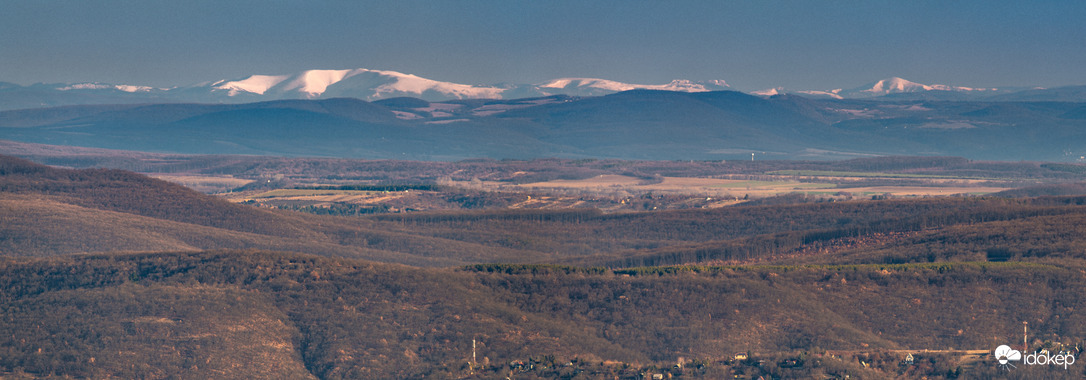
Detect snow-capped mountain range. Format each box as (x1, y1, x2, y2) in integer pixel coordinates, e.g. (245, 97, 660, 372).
(199, 69, 733, 101)
(0, 68, 1067, 110)
(197, 70, 1002, 101)
(0, 68, 732, 109)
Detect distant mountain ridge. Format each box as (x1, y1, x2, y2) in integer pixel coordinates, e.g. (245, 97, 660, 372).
(5, 67, 1082, 110)
(753, 76, 1016, 100)
(4, 89, 1086, 162)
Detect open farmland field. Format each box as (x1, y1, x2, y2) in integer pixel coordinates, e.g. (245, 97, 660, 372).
(121, 157, 1040, 214)
(10, 148, 1063, 215)
(512, 174, 1010, 199)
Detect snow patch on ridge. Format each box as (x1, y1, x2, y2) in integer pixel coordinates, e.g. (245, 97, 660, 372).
(752, 88, 782, 96)
(796, 89, 844, 99)
(214, 75, 290, 95)
(56, 83, 159, 93)
(539, 78, 728, 93)
(289, 70, 355, 95)
(752, 87, 844, 99)
(366, 69, 505, 99)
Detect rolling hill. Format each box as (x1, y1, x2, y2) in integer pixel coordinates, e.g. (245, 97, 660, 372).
(0, 155, 538, 266)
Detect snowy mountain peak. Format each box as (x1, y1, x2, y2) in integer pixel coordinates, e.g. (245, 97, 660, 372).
(862, 77, 931, 95)
(848, 77, 1001, 98)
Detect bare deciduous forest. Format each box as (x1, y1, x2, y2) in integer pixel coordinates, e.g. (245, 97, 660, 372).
(3, 152, 1086, 378)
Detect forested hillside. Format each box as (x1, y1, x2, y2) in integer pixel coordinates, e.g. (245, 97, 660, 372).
(2, 251, 1084, 379)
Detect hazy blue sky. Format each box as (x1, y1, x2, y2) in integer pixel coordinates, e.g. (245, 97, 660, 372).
(2, 0, 1084, 91)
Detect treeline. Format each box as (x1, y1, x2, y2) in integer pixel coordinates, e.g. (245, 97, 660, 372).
(464, 263, 609, 276)
(275, 203, 391, 216)
(372, 208, 603, 224)
(299, 183, 445, 192)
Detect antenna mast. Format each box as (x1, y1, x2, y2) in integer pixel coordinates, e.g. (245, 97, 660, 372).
(1023, 322, 1028, 352)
